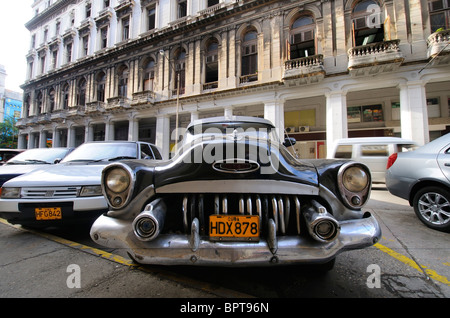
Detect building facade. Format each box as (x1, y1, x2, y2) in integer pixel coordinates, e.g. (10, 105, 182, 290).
(18, 0, 450, 159)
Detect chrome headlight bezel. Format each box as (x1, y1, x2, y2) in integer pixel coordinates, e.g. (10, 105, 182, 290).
(102, 163, 135, 210)
(337, 162, 371, 209)
(79, 185, 103, 197)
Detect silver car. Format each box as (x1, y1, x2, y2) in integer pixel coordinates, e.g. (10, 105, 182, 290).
(386, 133, 450, 232)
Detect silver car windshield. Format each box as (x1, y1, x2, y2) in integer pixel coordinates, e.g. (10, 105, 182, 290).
(61, 143, 137, 163)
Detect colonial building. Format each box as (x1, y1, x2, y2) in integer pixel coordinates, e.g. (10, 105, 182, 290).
(18, 0, 450, 159)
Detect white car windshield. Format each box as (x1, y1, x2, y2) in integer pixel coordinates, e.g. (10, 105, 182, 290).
(61, 143, 137, 163)
(7, 148, 70, 164)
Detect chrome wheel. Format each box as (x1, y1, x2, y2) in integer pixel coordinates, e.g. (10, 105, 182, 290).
(413, 187, 450, 232)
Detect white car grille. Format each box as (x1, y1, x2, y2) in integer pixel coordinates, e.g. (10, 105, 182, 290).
(21, 187, 80, 199)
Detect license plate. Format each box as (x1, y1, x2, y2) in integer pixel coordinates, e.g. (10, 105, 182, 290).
(209, 215, 259, 241)
(35, 207, 62, 221)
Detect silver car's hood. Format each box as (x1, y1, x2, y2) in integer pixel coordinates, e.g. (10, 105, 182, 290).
(0, 164, 52, 175)
(3, 163, 107, 187)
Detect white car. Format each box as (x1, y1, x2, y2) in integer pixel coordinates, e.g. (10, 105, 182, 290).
(0, 147, 73, 187)
(0, 141, 161, 228)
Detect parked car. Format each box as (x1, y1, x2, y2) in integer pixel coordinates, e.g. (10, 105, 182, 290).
(386, 133, 450, 232)
(0, 141, 161, 228)
(90, 116, 381, 268)
(0, 147, 73, 187)
(331, 137, 418, 183)
(0, 148, 24, 165)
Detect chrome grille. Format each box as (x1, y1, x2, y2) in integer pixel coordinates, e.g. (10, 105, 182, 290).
(21, 187, 80, 199)
(175, 193, 308, 236)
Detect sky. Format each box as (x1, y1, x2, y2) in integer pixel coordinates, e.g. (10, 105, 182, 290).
(0, 0, 34, 92)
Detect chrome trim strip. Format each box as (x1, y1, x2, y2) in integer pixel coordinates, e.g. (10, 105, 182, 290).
(156, 180, 319, 195)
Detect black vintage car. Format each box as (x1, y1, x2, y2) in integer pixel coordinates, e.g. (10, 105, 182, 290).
(90, 116, 381, 268)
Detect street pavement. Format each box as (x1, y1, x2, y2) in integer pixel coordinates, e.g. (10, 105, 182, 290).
(0, 218, 250, 298)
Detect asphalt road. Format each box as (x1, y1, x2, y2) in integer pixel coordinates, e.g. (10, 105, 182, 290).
(0, 187, 449, 302)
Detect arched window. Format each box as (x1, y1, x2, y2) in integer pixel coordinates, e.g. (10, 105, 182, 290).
(143, 58, 155, 91)
(174, 48, 186, 94)
(117, 65, 129, 97)
(96, 71, 106, 102)
(205, 39, 219, 86)
(77, 78, 87, 106)
(241, 29, 258, 82)
(48, 88, 55, 112)
(290, 15, 316, 59)
(62, 84, 70, 109)
(352, 0, 384, 46)
(24, 95, 30, 118)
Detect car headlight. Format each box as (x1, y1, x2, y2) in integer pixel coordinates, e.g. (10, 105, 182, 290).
(342, 166, 369, 192)
(1, 187, 21, 199)
(338, 162, 371, 208)
(105, 168, 130, 193)
(79, 186, 103, 197)
(102, 164, 134, 209)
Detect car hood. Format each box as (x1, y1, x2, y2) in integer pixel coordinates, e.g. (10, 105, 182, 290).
(3, 163, 107, 187)
(0, 164, 52, 176)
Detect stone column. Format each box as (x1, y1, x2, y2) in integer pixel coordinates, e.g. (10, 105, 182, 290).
(325, 89, 348, 157)
(155, 115, 170, 159)
(399, 80, 429, 145)
(264, 99, 285, 142)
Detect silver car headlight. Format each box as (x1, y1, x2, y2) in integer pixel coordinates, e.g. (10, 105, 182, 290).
(1, 187, 21, 199)
(337, 162, 371, 208)
(102, 164, 134, 209)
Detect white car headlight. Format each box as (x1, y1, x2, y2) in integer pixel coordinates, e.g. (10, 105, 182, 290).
(1, 187, 21, 199)
(79, 185, 103, 197)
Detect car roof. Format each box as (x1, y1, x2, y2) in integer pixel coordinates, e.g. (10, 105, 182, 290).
(187, 116, 275, 130)
(414, 133, 450, 153)
(335, 137, 417, 145)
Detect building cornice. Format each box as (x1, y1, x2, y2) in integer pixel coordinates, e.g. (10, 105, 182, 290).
(26, 0, 77, 31)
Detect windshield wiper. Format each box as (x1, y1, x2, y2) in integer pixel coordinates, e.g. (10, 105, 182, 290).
(108, 156, 136, 161)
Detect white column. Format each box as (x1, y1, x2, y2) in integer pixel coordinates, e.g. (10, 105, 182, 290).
(53, 127, 60, 147)
(399, 81, 429, 145)
(190, 111, 199, 123)
(128, 116, 139, 141)
(325, 90, 348, 158)
(68, 125, 76, 148)
(105, 119, 114, 141)
(264, 100, 285, 142)
(224, 106, 233, 119)
(39, 130, 47, 148)
(155, 115, 170, 160)
(17, 134, 27, 149)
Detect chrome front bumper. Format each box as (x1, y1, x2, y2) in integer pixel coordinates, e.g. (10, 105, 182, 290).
(90, 213, 381, 266)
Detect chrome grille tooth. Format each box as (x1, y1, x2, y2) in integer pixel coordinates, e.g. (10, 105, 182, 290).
(246, 195, 252, 215)
(278, 196, 285, 235)
(239, 195, 244, 214)
(271, 196, 278, 231)
(182, 195, 189, 233)
(255, 195, 262, 233)
(284, 195, 290, 232)
(214, 195, 220, 214)
(222, 195, 228, 214)
(295, 196, 301, 235)
(198, 194, 205, 235)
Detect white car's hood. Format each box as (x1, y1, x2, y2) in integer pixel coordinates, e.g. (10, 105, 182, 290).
(3, 163, 107, 187)
(0, 164, 52, 176)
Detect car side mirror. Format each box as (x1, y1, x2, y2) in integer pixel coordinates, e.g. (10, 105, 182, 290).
(283, 137, 296, 148)
(54, 158, 62, 164)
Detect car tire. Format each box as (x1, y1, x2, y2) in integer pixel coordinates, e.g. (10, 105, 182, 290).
(413, 186, 450, 232)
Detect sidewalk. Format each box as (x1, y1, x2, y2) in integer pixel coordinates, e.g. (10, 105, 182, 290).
(0, 219, 248, 298)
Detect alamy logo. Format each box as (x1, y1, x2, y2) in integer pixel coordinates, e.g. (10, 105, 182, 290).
(66, 264, 81, 289)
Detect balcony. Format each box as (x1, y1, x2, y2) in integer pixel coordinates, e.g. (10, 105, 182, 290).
(86, 101, 106, 114)
(282, 55, 325, 85)
(347, 40, 404, 76)
(131, 91, 156, 106)
(66, 105, 85, 118)
(427, 29, 450, 65)
(106, 97, 131, 111)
